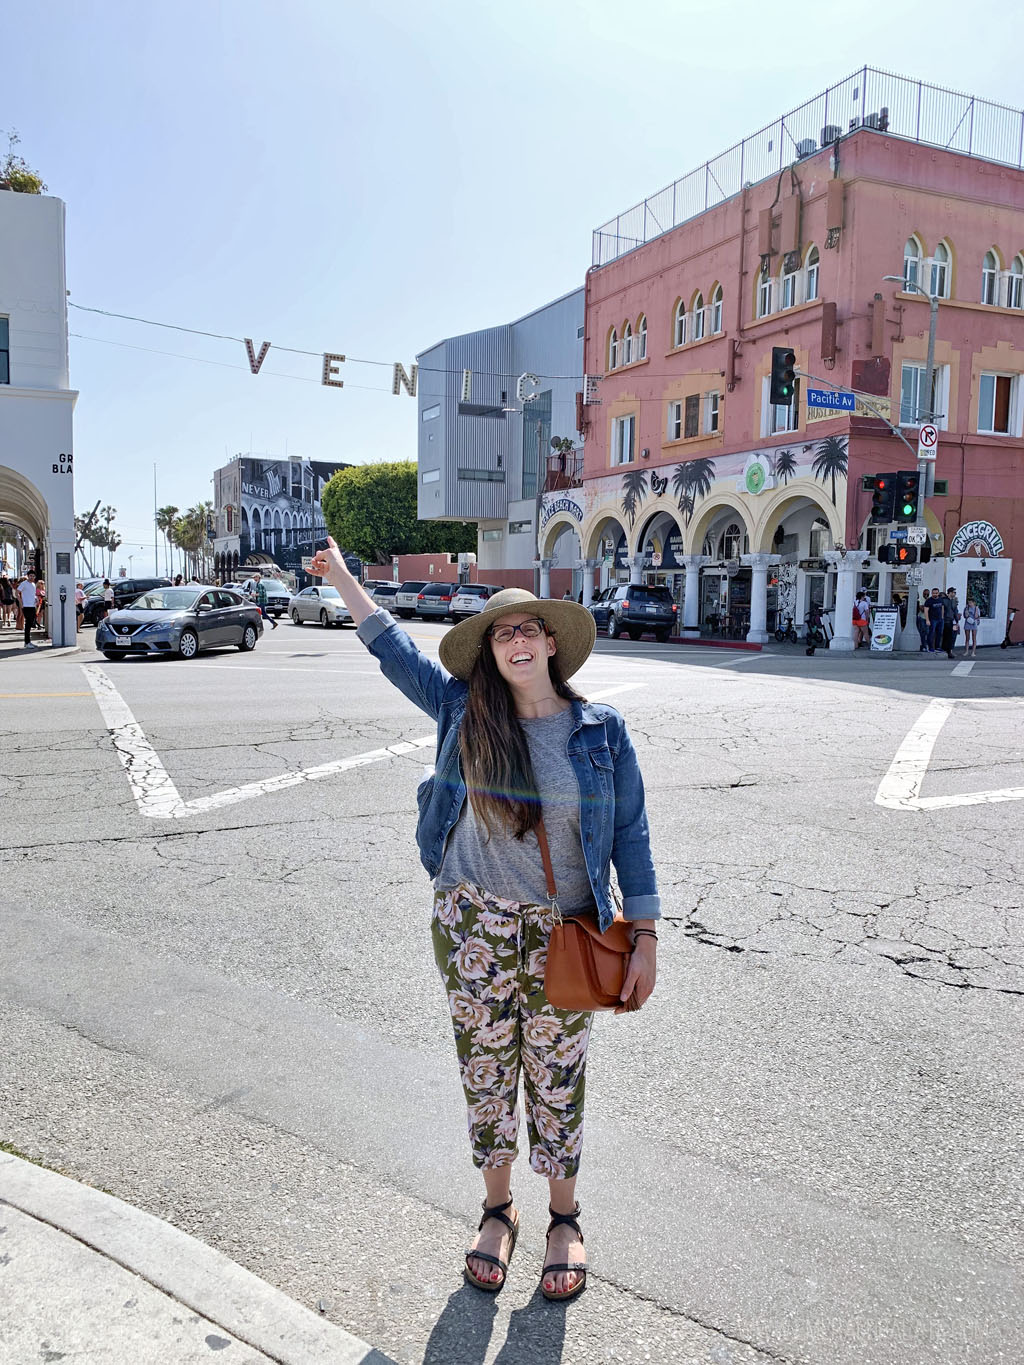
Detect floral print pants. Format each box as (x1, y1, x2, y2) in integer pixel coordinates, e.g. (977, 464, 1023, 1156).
(431, 882, 594, 1179)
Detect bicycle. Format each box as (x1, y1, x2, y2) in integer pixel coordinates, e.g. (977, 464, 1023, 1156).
(774, 614, 798, 644)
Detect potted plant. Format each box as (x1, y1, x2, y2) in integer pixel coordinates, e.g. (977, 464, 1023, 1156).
(0, 130, 46, 194)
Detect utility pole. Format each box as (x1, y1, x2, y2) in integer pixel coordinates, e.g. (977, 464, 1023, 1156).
(884, 274, 940, 523)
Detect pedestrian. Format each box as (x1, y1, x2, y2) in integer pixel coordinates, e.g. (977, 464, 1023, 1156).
(0, 574, 14, 627)
(562, 589, 574, 600)
(252, 571, 277, 629)
(75, 581, 86, 632)
(944, 588, 961, 659)
(101, 579, 114, 621)
(915, 594, 930, 653)
(853, 590, 871, 648)
(35, 578, 46, 636)
(962, 596, 981, 657)
(173, 574, 183, 587)
(16, 569, 38, 646)
(309, 535, 659, 1303)
(926, 588, 945, 653)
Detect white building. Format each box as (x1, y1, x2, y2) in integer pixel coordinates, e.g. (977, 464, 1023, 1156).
(0, 189, 77, 645)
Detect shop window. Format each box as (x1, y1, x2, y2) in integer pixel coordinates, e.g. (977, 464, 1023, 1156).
(903, 236, 923, 290)
(981, 250, 1000, 306)
(930, 241, 951, 299)
(674, 300, 687, 347)
(692, 294, 705, 341)
(805, 246, 819, 302)
(637, 314, 647, 359)
(1009, 256, 1024, 311)
(978, 372, 1019, 435)
(612, 414, 636, 465)
(684, 394, 700, 438)
(704, 391, 720, 433)
(966, 570, 995, 618)
(710, 284, 723, 334)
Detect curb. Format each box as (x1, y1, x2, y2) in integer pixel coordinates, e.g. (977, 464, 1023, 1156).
(0, 1153, 395, 1365)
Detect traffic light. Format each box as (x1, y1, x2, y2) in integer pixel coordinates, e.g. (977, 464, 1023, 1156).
(770, 347, 796, 406)
(894, 470, 920, 523)
(870, 474, 896, 523)
(893, 543, 918, 565)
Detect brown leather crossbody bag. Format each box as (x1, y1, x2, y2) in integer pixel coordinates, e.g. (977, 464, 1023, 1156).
(536, 818, 641, 1012)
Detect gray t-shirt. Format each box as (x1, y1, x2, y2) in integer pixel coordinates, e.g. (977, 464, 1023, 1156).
(436, 708, 594, 912)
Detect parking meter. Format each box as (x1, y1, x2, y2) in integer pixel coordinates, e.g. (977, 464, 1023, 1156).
(60, 584, 68, 647)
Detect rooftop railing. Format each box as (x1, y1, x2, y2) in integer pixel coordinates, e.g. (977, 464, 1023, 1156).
(593, 67, 1024, 267)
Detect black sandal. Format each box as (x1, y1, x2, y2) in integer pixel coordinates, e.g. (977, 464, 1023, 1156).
(541, 1202, 588, 1302)
(464, 1194, 519, 1292)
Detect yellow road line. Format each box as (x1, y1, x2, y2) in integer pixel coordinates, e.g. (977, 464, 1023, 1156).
(0, 691, 93, 698)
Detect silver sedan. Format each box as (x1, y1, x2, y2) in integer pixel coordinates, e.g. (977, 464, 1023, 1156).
(288, 585, 354, 628)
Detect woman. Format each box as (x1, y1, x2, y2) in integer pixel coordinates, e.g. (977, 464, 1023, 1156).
(75, 582, 86, 632)
(915, 595, 929, 653)
(309, 538, 659, 1303)
(962, 596, 981, 658)
(0, 574, 14, 628)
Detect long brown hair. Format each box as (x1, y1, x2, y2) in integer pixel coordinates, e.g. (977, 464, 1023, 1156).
(460, 628, 584, 840)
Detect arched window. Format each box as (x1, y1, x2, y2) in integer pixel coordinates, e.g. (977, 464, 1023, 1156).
(702, 532, 716, 558)
(930, 240, 950, 298)
(809, 516, 831, 558)
(757, 270, 773, 318)
(710, 284, 723, 334)
(981, 249, 1000, 306)
(780, 259, 798, 310)
(721, 522, 743, 560)
(692, 293, 705, 341)
(637, 314, 647, 359)
(805, 246, 819, 302)
(904, 236, 923, 290)
(1010, 255, 1024, 311)
(622, 322, 633, 365)
(608, 328, 619, 370)
(673, 300, 686, 347)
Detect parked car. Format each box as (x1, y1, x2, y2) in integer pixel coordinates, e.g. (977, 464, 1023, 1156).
(587, 586, 617, 633)
(415, 581, 458, 620)
(393, 581, 429, 619)
(604, 583, 678, 642)
(95, 586, 262, 659)
(83, 576, 173, 626)
(449, 583, 506, 622)
(370, 582, 400, 610)
(288, 584, 353, 627)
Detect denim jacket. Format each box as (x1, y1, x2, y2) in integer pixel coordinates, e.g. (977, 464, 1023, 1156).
(357, 610, 660, 932)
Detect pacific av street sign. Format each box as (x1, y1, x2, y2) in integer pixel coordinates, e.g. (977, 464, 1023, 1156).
(806, 388, 856, 411)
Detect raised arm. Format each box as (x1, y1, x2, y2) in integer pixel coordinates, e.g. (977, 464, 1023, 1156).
(308, 537, 378, 625)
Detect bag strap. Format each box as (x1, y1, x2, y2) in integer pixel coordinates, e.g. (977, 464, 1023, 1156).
(535, 817, 560, 918)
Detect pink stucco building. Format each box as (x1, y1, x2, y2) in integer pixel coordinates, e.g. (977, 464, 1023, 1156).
(538, 70, 1024, 649)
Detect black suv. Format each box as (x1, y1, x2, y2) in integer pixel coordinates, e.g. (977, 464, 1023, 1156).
(605, 583, 677, 642)
(83, 577, 173, 626)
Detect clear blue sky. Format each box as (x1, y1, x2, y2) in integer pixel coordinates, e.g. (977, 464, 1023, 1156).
(5, 0, 1021, 573)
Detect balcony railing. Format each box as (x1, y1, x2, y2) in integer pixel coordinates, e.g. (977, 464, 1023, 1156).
(593, 67, 1024, 267)
(543, 451, 583, 493)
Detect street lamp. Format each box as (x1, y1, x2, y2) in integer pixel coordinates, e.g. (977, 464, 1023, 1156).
(128, 554, 135, 576)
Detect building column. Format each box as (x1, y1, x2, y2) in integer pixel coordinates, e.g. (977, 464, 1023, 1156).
(825, 552, 860, 652)
(631, 554, 645, 581)
(46, 527, 77, 648)
(680, 555, 706, 638)
(742, 553, 772, 643)
(539, 558, 553, 598)
(580, 559, 598, 608)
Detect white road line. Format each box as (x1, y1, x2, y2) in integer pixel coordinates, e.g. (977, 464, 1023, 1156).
(711, 653, 766, 668)
(875, 696, 1024, 811)
(952, 660, 975, 676)
(82, 666, 646, 820)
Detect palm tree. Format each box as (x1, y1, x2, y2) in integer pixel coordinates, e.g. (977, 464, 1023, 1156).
(811, 436, 849, 507)
(106, 532, 122, 578)
(620, 469, 649, 529)
(774, 449, 797, 486)
(671, 458, 717, 524)
(156, 505, 179, 576)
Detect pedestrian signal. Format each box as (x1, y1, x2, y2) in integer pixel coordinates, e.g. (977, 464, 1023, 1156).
(870, 474, 896, 523)
(894, 543, 918, 565)
(770, 347, 797, 406)
(895, 470, 920, 523)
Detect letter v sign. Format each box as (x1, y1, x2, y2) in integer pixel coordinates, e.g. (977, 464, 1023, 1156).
(244, 338, 271, 374)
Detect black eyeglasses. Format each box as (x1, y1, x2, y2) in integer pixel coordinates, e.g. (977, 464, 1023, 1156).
(488, 618, 546, 645)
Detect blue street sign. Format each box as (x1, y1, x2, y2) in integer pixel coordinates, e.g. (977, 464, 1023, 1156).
(806, 388, 856, 411)
(889, 526, 908, 540)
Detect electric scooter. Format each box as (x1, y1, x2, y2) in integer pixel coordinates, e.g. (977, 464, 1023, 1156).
(1001, 606, 1022, 648)
(805, 605, 827, 655)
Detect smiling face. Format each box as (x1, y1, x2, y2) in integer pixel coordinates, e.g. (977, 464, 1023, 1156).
(488, 612, 556, 690)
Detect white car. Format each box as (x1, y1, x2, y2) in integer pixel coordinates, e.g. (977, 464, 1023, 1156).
(289, 585, 353, 628)
(450, 583, 506, 623)
(393, 581, 429, 619)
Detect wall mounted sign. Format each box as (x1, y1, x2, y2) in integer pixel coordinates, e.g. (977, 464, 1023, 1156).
(738, 453, 775, 496)
(949, 520, 1004, 558)
(540, 495, 584, 530)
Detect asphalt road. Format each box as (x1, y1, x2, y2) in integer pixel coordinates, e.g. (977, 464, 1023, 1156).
(1, 620, 1022, 1364)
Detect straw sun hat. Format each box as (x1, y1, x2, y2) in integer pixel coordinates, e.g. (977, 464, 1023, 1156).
(438, 588, 597, 682)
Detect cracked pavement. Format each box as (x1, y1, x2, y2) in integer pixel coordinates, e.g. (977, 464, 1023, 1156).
(1, 627, 1022, 1364)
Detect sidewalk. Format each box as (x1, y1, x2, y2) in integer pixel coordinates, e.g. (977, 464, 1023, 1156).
(0, 1152, 395, 1365)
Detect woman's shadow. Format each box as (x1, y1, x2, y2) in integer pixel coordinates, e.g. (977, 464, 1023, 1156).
(424, 1282, 569, 1365)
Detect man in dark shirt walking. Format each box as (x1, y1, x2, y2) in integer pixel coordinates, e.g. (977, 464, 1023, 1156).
(927, 587, 949, 656)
